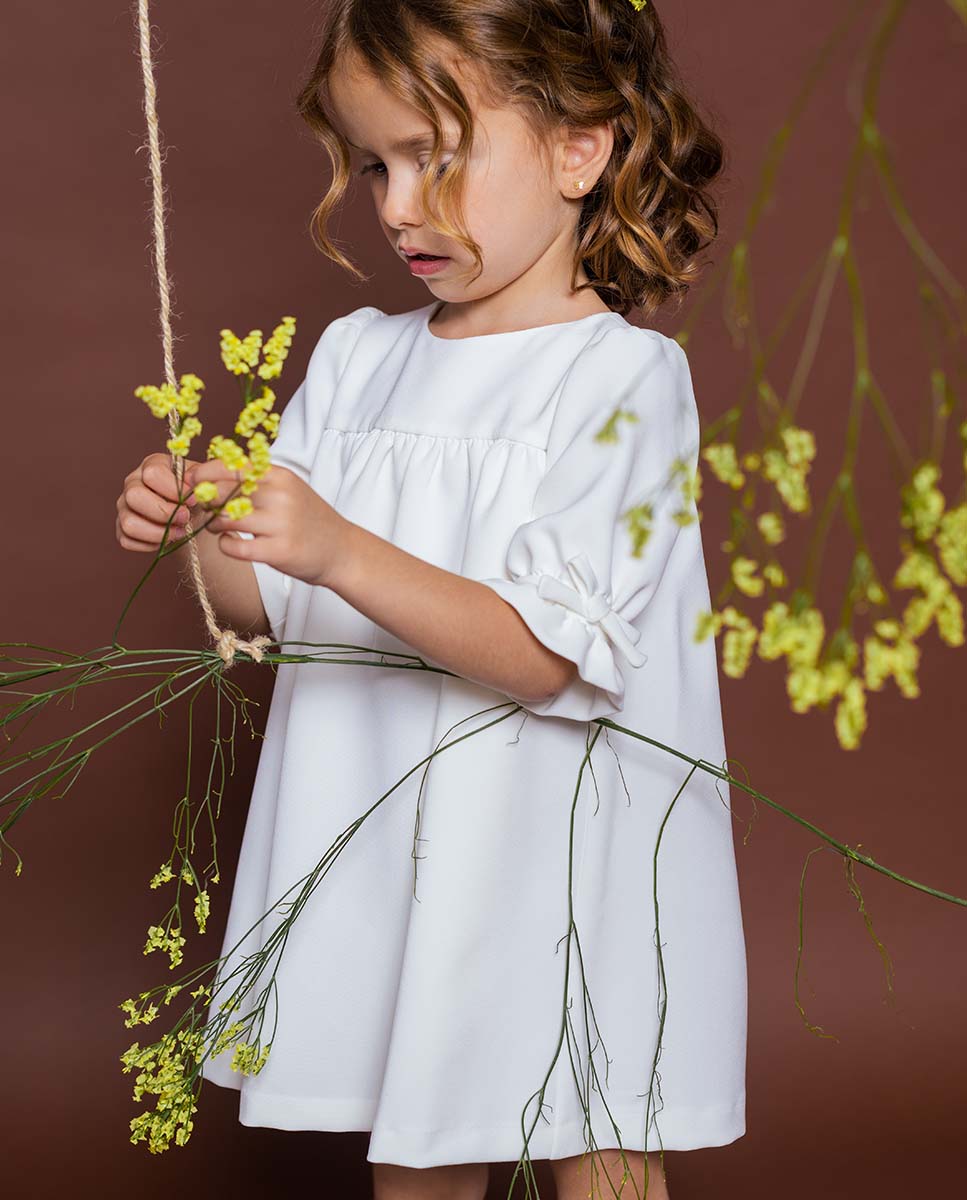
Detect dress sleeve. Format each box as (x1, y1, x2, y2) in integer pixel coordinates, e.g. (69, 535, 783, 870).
(236, 307, 379, 645)
(476, 324, 700, 722)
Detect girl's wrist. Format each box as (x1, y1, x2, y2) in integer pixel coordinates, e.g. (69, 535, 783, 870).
(311, 515, 360, 592)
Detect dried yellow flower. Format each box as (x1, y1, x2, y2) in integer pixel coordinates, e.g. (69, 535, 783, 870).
(731, 556, 765, 597)
(701, 441, 745, 490)
(137, 315, 297, 523)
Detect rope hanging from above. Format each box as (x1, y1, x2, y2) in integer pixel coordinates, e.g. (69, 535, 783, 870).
(134, 0, 273, 669)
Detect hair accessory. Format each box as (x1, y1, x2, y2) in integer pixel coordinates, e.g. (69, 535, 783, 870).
(626, 0, 648, 10)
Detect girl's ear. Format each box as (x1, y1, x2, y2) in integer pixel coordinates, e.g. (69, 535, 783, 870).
(556, 120, 614, 198)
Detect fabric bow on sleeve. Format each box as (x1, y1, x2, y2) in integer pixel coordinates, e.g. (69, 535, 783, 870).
(534, 551, 648, 669)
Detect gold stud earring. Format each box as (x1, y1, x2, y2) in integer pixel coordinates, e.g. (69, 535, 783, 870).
(574, 180, 586, 191)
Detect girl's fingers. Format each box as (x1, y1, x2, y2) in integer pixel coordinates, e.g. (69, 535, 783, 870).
(126, 481, 194, 526)
(190, 481, 268, 526)
(117, 512, 163, 552)
(184, 461, 244, 488)
(143, 454, 202, 504)
(117, 510, 187, 546)
(205, 508, 271, 536)
(118, 534, 164, 553)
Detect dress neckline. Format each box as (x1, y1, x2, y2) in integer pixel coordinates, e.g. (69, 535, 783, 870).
(419, 299, 622, 343)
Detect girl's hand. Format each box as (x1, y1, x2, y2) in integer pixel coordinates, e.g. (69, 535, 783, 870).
(183, 460, 352, 588)
(116, 452, 200, 552)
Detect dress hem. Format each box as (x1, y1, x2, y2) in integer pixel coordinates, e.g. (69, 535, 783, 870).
(204, 1069, 745, 1165)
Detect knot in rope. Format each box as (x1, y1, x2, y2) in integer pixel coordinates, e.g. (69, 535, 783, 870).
(214, 629, 275, 669)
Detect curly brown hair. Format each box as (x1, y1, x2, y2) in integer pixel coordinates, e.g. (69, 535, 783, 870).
(294, 0, 725, 319)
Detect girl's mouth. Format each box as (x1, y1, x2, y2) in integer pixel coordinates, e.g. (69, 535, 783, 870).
(406, 253, 450, 276)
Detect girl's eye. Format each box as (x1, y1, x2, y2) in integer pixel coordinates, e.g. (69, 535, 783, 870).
(358, 160, 452, 180)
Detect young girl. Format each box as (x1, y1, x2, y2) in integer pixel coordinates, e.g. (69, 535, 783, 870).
(116, 2, 747, 1196)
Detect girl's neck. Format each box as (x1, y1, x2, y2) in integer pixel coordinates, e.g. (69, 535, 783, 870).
(428, 292, 612, 340)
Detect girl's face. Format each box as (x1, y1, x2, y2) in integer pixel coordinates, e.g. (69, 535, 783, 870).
(326, 48, 612, 320)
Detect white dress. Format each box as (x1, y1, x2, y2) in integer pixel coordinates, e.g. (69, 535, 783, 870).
(201, 299, 748, 1168)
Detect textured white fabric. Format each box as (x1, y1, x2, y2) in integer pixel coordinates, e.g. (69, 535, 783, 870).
(202, 300, 748, 1167)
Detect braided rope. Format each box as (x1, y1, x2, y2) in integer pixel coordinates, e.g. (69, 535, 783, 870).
(134, 0, 273, 668)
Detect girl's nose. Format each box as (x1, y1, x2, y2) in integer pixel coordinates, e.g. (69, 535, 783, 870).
(378, 175, 423, 231)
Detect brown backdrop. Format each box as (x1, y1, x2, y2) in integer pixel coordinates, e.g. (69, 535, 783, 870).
(2, 2, 965, 1196)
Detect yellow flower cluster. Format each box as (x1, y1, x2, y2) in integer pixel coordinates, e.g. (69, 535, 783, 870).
(134, 374, 205, 459)
(757, 511, 786, 545)
(731, 556, 761, 596)
(702, 441, 746, 490)
(833, 677, 867, 749)
(703, 426, 816, 513)
(211, 1019, 245, 1055)
(761, 425, 816, 513)
(120, 996, 159, 1028)
(694, 452, 967, 751)
(147, 860, 192, 890)
(145, 854, 218, 974)
(863, 619, 920, 697)
(700, 442, 765, 490)
(166, 418, 202, 459)
(201, 434, 246, 472)
(219, 329, 264, 375)
(194, 889, 210, 934)
(121, 1027, 204, 1153)
(900, 461, 945, 540)
(936, 503, 967, 584)
(764, 562, 788, 588)
(135, 373, 204, 420)
(195, 424, 275, 521)
(757, 601, 825, 668)
(683, 422, 967, 748)
(134, 315, 296, 521)
(900, 460, 967, 586)
(730, 554, 788, 596)
(143, 923, 187, 970)
(219, 316, 296, 379)
(666, 411, 965, 753)
(718, 606, 758, 677)
(229, 1039, 272, 1076)
(893, 543, 964, 645)
(694, 598, 869, 747)
(256, 316, 297, 380)
(119, 982, 187, 1029)
(204, 1018, 271, 1075)
(701, 436, 793, 589)
(236, 386, 280, 439)
(149, 862, 175, 889)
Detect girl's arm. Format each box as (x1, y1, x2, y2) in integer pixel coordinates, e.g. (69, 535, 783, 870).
(326, 520, 579, 706)
(179, 457, 576, 704)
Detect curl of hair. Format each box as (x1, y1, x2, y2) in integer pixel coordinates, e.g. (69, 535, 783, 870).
(295, 0, 725, 319)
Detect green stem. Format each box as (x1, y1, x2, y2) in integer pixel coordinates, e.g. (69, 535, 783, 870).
(594, 716, 965, 907)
